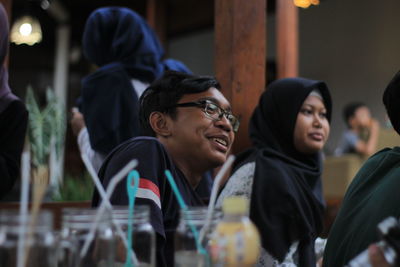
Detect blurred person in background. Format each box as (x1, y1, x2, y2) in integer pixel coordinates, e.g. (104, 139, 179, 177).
(70, 6, 191, 172)
(0, 3, 28, 200)
(334, 102, 380, 157)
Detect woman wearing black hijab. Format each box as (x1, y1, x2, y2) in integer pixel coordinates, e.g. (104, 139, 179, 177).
(0, 3, 28, 199)
(217, 77, 332, 266)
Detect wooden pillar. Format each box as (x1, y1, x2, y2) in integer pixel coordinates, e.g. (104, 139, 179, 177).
(215, 0, 266, 154)
(146, 0, 167, 46)
(276, 0, 298, 78)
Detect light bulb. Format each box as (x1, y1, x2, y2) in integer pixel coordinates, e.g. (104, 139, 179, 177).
(11, 16, 42, 45)
(293, 0, 312, 8)
(19, 23, 32, 36)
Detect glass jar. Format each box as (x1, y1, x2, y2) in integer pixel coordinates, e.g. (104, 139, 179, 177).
(0, 209, 57, 267)
(112, 205, 156, 267)
(174, 207, 221, 267)
(59, 207, 116, 267)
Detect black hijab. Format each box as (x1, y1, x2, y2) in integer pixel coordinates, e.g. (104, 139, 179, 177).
(247, 78, 332, 266)
(383, 70, 400, 135)
(81, 7, 191, 154)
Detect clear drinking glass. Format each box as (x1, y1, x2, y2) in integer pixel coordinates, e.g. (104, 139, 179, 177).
(59, 207, 116, 267)
(174, 207, 221, 267)
(112, 205, 156, 267)
(0, 209, 57, 267)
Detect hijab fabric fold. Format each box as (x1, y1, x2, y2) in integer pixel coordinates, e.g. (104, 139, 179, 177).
(247, 78, 332, 265)
(81, 7, 191, 154)
(0, 4, 17, 114)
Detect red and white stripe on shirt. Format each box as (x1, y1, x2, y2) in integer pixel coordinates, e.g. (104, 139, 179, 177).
(133, 178, 161, 209)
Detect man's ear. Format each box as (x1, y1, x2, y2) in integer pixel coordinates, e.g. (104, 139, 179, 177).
(149, 111, 172, 137)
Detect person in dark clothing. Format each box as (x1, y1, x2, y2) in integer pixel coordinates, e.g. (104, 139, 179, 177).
(92, 71, 238, 266)
(216, 77, 332, 266)
(323, 71, 400, 267)
(70, 6, 192, 172)
(0, 3, 28, 200)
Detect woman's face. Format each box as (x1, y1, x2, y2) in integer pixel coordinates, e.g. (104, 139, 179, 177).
(293, 95, 330, 154)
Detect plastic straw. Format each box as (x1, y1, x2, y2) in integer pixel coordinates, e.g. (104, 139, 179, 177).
(199, 155, 235, 243)
(17, 151, 31, 267)
(80, 154, 138, 265)
(164, 170, 207, 256)
(124, 170, 140, 267)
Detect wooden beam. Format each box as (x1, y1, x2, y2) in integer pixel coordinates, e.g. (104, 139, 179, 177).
(146, 0, 167, 46)
(276, 0, 298, 78)
(167, 0, 214, 37)
(215, 0, 266, 154)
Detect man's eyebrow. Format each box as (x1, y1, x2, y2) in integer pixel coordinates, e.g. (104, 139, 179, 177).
(197, 97, 232, 111)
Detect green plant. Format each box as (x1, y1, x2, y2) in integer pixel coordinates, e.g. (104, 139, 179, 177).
(25, 86, 53, 167)
(25, 86, 67, 200)
(52, 172, 94, 202)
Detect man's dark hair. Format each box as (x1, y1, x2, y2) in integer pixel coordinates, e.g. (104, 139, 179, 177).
(343, 102, 367, 128)
(139, 71, 221, 136)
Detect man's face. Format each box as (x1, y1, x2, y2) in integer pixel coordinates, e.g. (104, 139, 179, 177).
(167, 87, 235, 170)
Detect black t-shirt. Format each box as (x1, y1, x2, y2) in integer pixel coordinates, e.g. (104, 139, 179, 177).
(92, 136, 205, 267)
(0, 100, 28, 200)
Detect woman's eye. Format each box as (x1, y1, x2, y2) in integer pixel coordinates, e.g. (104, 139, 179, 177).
(319, 112, 327, 118)
(301, 109, 312, 115)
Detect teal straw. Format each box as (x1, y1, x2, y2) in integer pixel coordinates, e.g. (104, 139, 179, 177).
(164, 170, 209, 259)
(125, 170, 140, 267)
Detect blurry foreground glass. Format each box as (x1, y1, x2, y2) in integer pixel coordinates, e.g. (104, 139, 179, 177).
(0, 210, 57, 267)
(174, 207, 221, 267)
(112, 205, 155, 267)
(59, 208, 116, 267)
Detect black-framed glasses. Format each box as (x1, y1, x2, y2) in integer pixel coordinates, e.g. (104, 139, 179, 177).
(172, 100, 240, 132)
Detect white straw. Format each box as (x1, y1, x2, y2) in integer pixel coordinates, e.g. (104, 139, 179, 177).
(199, 155, 235, 243)
(17, 151, 31, 267)
(79, 154, 138, 264)
(81, 157, 136, 255)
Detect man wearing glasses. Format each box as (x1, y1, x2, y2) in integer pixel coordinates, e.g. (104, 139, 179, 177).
(92, 71, 239, 266)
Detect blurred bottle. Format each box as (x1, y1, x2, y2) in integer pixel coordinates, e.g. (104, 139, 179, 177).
(210, 196, 260, 267)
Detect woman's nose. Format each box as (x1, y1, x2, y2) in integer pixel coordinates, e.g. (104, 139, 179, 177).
(313, 114, 322, 128)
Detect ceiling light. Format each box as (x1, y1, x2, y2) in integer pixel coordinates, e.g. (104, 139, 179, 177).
(10, 15, 42, 45)
(293, 0, 320, 9)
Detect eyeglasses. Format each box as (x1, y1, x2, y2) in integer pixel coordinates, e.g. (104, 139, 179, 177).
(172, 100, 240, 132)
